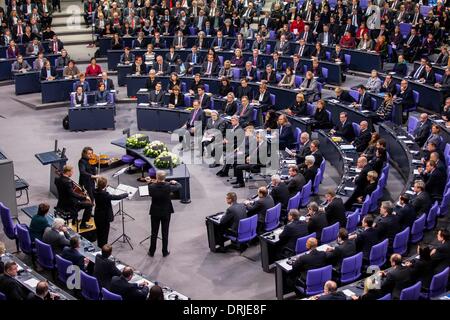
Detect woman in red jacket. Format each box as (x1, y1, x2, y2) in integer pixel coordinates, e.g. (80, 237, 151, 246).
(290, 15, 305, 36)
(355, 22, 369, 43)
(85, 57, 102, 76)
(339, 31, 356, 49)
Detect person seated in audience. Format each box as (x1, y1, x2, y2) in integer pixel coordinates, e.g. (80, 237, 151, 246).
(292, 132, 312, 165)
(0, 261, 28, 300)
(423, 124, 443, 152)
(201, 53, 219, 77)
(253, 82, 272, 111)
(131, 55, 145, 76)
(323, 190, 346, 228)
(405, 245, 433, 290)
(55, 49, 70, 69)
(244, 186, 274, 232)
(120, 47, 135, 65)
(358, 170, 378, 205)
(306, 140, 323, 169)
(374, 35, 388, 59)
(380, 74, 396, 95)
(277, 209, 308, 257)
(270, 174, 290, 214)
(27, 280, 59, 300)
(40, 60, 56, 81)
(189, 73, 204, 95)
(97, 72, 114, 92)
(95, 83, 109, 103)
(149, 82, 165, 105)
(352, 121, 371, 152)
(236, 96, 254, 127)
(357, 32, 373, 51)
(168, 85, 185, 109)
(32, 52, 46, 71)
(235, 78, 253, 100)
(312, 281, 346, 300)
(379, 253, 414, 299)
(301, 155, 318, 184)
(110, 266, 149, 300)
(172, 30, 186, 50)
(144, 69, 157, 92)
(300, 71, 318, 100)
(251, 33, 266, 53)
(150, 31, 165, 49)
(394, 194, 417, 230)
(374, 201, 401, 247)
(216, 192, 248, 252)
(330, 112, 355, 142)
(218, 77, 233, 97)
(365, 70, 382, 93)
(231, 33, 248, 51)
(419, 160, 447, 202)
(148, 284, 164, 301)
(164, 46, 180, 65)
(368, 147, 386, 175)
(73, 85, 88, 106)
(42, 218, 70, 254)
(349, 215, 379, 262)
(202, 110, 226, 165)
(404, 28, 421, 62)
(6, 40, 20, 59)
(143, 44, 156, 66)
(166, 73, 180, 94)
(391, 54, 408, 77)
(211, 30, 227, 51)
(291, 237, 328, 295)
(410, 180, 432, 217)
(325, 228, 356, 271)
(63, 60, 80, 79)
(435, 67, 450, 89)
(334, 87, 355, 104)
(435, 46, 449, 67)
(351, 85, 371, 110)
(11, 55, 31, 73)
(306, 202, 328, 242)
(261, 64, 277, 85)
(218, 60, 233, 79)
(93, 244, 121, 290)
(195, 85, 211, 109)
(419, 63, 436, 85)
(351, 276, 385, 300)
(430, 229, 450, 274)
(362, 133, 381, 160)
(274, 34, 290, 55)
(153, 55, 169, 76)
(312, 99, 332, 130)
(85, 57, 102, 77)
(29, 203, 51, 241)
(230, 48, 244, 68)
(283, 164, 306, 198)
(310, 42, 326, 61)
(242, 61, 256, 82)
(339, 31, 356, 49)
(62, 236, 90, 272)
(278, 67, 295, 89)
(419, 33, 436, 58)
(374, 92, 394, 122)
(285, 93, 307, 116)
(25, 38, 44, 56)
(223, 92, 238, 116)
(413, 113, 431, 147)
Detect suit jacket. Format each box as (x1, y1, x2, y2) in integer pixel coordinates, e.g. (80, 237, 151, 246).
(261, 71, 277, 84)
(381, 266, 413, 299)
(205, 117, 226, 136)
(286, 173, 306, 197)
(223, 101, 238, 116)
(278, 220, 309, 252)
(0, 274, 28, 300)
(42, 227, 70, 254)
(271, 183, 290, 210)
(357, 91, 372, 111)
(411, 191, 432, 216)
(235, 86, 253, 100)
(334, 121, 355, 141)
(295, 140, 311, 164)
(40, 67, 57, 80)
(326, 239, 356, 267)
(131, 62, 145, 75)
(422, 169, 446, 200)
(97, 78, 115, 91)
(278, 123, 295, 150)
(308, 212, 328, 241)
(318, 292, 347, 300)
(413, 121, 431, 147)
(300, 78, 318, 95)
(246, 196, 275, 224)
(211, 37, 227, 50)
(431, 241, 450, 274)
(274, 41, 290, 55)
(54, 175, 86, 211)
(251, 40, 266, 52)
(410, 64, 427, 79)
(195, 93, 211, 109)
(353, 128, 371, 152)
(120, 53, 135, 64)
(169, 93, 185, 108)
(392, 63, 408, 77)
(395, 204, 416, 229)
(236, 103, 254, 126)
(145, 78, 158, 91)
(380, 80, 396, 95)
(298, 31, 314, 43)
(61, 247, 85, 271)
(325, 198, 346, 227)
(148, 182, 181, 217)
(110, 275, 149, 300)
(303, 166, 318, 184)
(242, 67, 256, 81)
(164, 52, 180, 64)
(375, 214, 401, 244)
(295, 44, 311, 58)
(149, 90, 165, 104)
(331, 49, 345, 62)
(397, 88, 415, 114)
(355, 227, 379, 259)
(310, 151, 324, 169)
(220, 203, 247, 233)
(152, 62, 169, 74)
(200, 60, 219, 76)
(93, 189, 128, 224)
(186, 108, 203, 129)
(292, 249, 328, 282)
(317, 32, 335, 46)
(93, 254, 121, 290)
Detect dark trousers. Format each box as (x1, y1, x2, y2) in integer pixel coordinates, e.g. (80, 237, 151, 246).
(74, 201, 93, 224)
(94, 217, 110, 248)
(235, 164, 252, 184)
(149, 214, 171, 255)
(52, 0, 60, 10)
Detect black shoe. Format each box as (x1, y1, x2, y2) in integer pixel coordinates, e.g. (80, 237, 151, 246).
(216, 171, 228, 177)
(147, 251, 154, 257)
(239, 244, 249, 253)
(162, 251, 170, 257)
(233, 183, 245, 188)
(80, 223, 93, 229)
(216, 247, 227, 253)
(209, 163, 220, 168)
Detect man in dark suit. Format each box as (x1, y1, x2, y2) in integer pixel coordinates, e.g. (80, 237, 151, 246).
(251, 35, 266, 53)
(330, 44, 345, 63)
(277, 114, 296, 150)
(153, 55, 169, 75)
(201, 53, 219, 77)
(278, 209, 309, 255)
(274, 34, 290, 55)
(235, 78, 254, 100)
(146, 171, 181, 257)
(396, 80, 415, 117)
(394, 194, 417, 230)
(110, 267, 149, 300)
(380, 254, 413, 299)
(295, 39, 311, 59)
(295, 132, 312, 165)
(248, 49, 264, 69)
(411, 180, 432, 216)
(420, 160, 447, 202)
(242, 62, 257, 81)
(285, 164, 306, 197)
(307, 202, 328, 242)
(422, 64, 436, 85)
(145, 70, 158, 91)
(317, 25, 335, 47)
(130, 56, 145, 75)
(98, 72, 115, 91)
(245, 186, 275, 232)
(403, 28, 420, 61)
(330, 111, 355, 142)
(211, 30, 227, 50)
(261, 64, 277, 85)
(120, 47, 135, 65)
(217, 192, 247, 252)
(54, 165, 93, 229)
(61, 236, 89, 272)
(0, 261, 28, 300)
(149, 82, 165, 104)
(325, 228, 356, 270)
(298, 25, 314, 43)
(374, 201, 401, 246)
(93, 244, 121, 290)
(236, 96, 254, 127)
(350, 215, 379, 262)
(316, 281, 347, 300)
(352, 120, 371, 152)
(431, 229, 450, 274)
(40, 60, 57, 81)
(291, 237, 328, 291)
(323, 190, 346, 228)
(195, 86, 211, 109)
(309, 140, 323, 169)
(270, 174, 290, 212)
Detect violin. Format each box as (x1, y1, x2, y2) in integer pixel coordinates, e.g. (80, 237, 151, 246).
(88, 153, 111, 166)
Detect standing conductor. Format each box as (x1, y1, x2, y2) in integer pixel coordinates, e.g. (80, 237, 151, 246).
(146, 170, 181, 257)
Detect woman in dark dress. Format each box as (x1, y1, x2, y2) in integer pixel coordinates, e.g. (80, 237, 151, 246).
(168, 85, 185, 109)
(312, 99, 332, 129)
(167, 73, 180, 93)
(189, 73, 204, 95)
(223, 92, 238, 116)
(218, 77, 233, 97)
(285, 92, 307, 116)
(264, 110, 279, 130)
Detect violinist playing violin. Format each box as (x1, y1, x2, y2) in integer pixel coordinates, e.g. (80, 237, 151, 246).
(78, 147, 99, 205)
(54, 165, 94, 229)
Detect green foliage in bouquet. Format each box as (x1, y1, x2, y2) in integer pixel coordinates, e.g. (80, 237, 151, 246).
(143, 141, 168, 158)
(126, 134, 148, 148)
(154, 151, 181, 169)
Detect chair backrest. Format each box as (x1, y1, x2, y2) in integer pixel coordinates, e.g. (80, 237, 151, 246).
(189, 26, 196, 35)
(410, 214, 426, 244)
(325, 52, 331, 60)
(399, 23, 412, 38)
(320, 222, 339, 244)
(345, 211, 360, 233)
(312, 168, 321, 194)
(349, 89, 359, 102)
(306, 103, 315, 116)
(204, 83, 210, 93)
(399, 281, 422, 300)
(412, 90, 419, 105)
(340, 252, 363, 284)
(295, 232, 316, 254)
(237, 214, 258, 243)
(181, 82, 187, 93)
(325, 110, 331, 123)
(429, 267, 449, 298)
(184, 94, 191, 107)
(425, 201, 439, 230)
(378, 293, 391, 300)
(0, 291, 5, 300)
(270, 93, 275, 106)
(265, 44, 271, 54)
(15, 224, 33, 255)
(407, 116, 419, 134)
(420, 5, 432, 16)
(300, 180, 312, 207)
(344, 54, 351, 65)
(439, 188, 450, 217)
(321, 67, 328, 80)
(276, 73, 282, 82)
(303, 64, 308, 74)
(294, 127, 302, 144)
(392, 227, 410, 256)
(269, 30, 276, 40)
(370, 97, 378, 111)
(369, 185, 382, 212)
(35, 239, 55, 270)
(80, 271, 101, 300)
(305, 265, 332, 296)
(102, 288, 123, 300)
(264, 203, 281, 232)
(232, 68, 240, 81)
(319, 159, 326, 184)
(55, 254, 74, 285)
(287, 192, 301, 211)
(352, 122, 360, 137)
(0, 202, 16, 240)
(369, 239, 388, 267)
(360, 195, 371, 217)
(435, 73, 443, 84)
(295, 75, 303, 87)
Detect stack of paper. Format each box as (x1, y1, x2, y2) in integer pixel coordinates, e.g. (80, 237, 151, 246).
(139, 186, 149, 197)
(342, 289, 355, 297)
(340, 145, 355, 150)
(24, 278, 40, 288)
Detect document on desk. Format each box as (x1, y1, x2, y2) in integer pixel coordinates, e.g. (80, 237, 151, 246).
(139, 185, 149, 197)
(24, 278, 40, 288)
(316, 245, 329, 252)
(403, 140, 414, 144)
(329, 99, 340, 104)
(342, 289, 355, 297)
(405, 190, 415, 195)
(412, 159, 422, 164)
(300, 117, 310, 121)
(397, 136, 407, 139)
(343, 157, 353, 162)
(360, 110, 371, 113)
(116, 263, 126, 271)
(340, 144, 355, 150)
(96, 102, 107, 106)
(344, 187, 355, 191)
(284, 148, 295, 156)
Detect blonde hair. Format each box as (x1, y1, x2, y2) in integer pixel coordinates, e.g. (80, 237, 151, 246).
(0, 241, 5, 255)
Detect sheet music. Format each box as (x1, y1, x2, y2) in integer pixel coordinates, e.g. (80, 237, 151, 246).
(139, 185, 149, 197)
(117, 184, 138, 199)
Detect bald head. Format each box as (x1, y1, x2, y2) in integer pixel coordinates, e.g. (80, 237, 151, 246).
(324, 280, 337, 294)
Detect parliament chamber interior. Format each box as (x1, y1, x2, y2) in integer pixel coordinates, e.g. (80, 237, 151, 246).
(0, 0, 450, 304)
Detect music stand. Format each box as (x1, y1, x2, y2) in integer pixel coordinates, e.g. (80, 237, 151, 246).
(112, 167, 135, 220)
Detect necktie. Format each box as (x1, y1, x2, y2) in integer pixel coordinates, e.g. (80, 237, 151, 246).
(280, 126, 283, 135)
(207, 62, 212, 74)
(18, 25, 22, 35)
(240, 104, 247, 116)
(192, 54, 196, 63)
(303, 32, 307, 41)
(179, 37, 182, 45)
(414, 66, 423, 78)
(299, 46, 304, 56)
(53, 41, 57, 52)
(360, 93, 364, 105)
(407, 35, 413, 46)
(253, 57, 256, 66)
(132, 19, 135, 29)
(190, 109, 198, 125)
(218, 38, 222, 47)
(159, 64, 162, 72)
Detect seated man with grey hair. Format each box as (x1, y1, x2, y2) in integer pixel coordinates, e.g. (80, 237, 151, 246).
(270, 174, 290, 212)
(306, 202, 328, 242)
(374, 201, 401, 247)
(301, 155, 318, 183)
(203, 109, 226, 167)
(352, 121, 371, 152)
(314, 280, 346, 300)
(42, 218, 71, 254)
